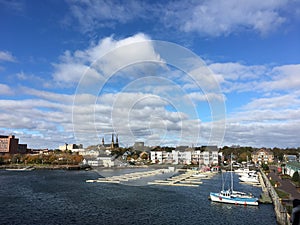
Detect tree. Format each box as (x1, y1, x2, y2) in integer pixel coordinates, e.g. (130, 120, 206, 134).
(238, 152, 248, 163)
(262, 163, 269, 171)
(292, 171, 300, 184)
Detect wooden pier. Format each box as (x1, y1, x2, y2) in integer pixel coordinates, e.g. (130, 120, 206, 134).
(258, 172, 273, 204)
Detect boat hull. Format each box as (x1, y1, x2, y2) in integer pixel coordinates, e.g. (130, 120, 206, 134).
(239, 176, 259, 183)
(5, 167, 35, 171)
(210, 192, 259, 206)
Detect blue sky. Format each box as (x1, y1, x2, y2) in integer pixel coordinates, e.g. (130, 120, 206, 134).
(1, 0, 300, 149)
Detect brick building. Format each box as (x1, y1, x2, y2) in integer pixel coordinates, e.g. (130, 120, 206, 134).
(0, 135, 27, 154)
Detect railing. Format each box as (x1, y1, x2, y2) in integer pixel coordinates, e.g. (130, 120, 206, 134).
(260, 169, 291, 225)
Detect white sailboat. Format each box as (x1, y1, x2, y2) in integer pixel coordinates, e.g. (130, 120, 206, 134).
(209, 155, 259, 206)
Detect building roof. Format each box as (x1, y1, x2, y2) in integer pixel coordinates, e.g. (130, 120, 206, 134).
(286, 162, 300, 170)
(202, 146, 218, 152)
(252, 148, 273, 155)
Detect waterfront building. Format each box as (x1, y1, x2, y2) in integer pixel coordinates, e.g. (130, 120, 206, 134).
(283, 154, 298, 162)
(192, 146, 219, 165)
(0, 135, 28, 154)
(150, 146, 219, 165)
(80, 149, 99, 157)
(59, 143, 83, 151)
(172, 149, 192, 164)
(82, 153, 117, 167)
(284, 162, 300, 177)
(150, 151, 173, 164)
(251, 148, 274, 165)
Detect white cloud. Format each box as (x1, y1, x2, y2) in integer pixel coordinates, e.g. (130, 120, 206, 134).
(164, 0, 288, 36)
(0, 51, 16, 62)
(16, 72, 52, 88)
(53, 63, 102, 86)
(53, 33, 163, 86)
(209, 62, 266, 81)
(187, 92, 225, 102)
(65, 0, 292, 37)
(223, 120, 300, 148)
(66, 0, 147, 33)
(208, 62, 300, 93)
(243, 94, 300, 110)
(20, 87, 74, 104)
(0, 84, 14, 95)
(258, 64, 300, 91)
(205, 61, 300, 147)
(221, 90, 300, 147)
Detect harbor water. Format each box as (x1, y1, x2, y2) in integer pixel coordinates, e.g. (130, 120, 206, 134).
(0, 169, 277, 225)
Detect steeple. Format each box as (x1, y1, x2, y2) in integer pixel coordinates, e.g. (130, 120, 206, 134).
(111, 133, 114, 149)
(115, 134, 119, 148)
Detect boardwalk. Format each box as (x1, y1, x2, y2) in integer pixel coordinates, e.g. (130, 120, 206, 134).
(268, 165, 300, 200)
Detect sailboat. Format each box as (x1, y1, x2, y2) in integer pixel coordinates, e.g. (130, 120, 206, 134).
(209, 155, 259, 206)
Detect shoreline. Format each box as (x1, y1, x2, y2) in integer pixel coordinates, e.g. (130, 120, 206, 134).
(0, 164, 84, 170)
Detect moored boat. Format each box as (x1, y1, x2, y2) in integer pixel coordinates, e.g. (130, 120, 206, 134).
(239, 172, 259, 183)
(210, 190, 259, 206)
(209, 154, 259, 206)
(6, 166, 35, 171)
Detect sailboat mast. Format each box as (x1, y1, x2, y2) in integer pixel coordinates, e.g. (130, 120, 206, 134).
(231, 153, 233, 191)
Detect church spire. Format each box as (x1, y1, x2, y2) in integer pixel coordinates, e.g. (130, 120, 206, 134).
(111, 133, 114, 149)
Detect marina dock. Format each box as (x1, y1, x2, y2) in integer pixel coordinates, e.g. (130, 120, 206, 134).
(86, 168, 175, 184)
(258, 172, 273, 204)
(148, 171, 215, 187)
(86, 168, 216, 187)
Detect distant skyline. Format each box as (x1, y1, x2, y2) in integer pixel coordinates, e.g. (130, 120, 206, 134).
(1, 0, 300, 149)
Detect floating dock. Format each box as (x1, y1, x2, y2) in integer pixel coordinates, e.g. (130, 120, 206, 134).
(86, 168, 215, 187)
(86, 168, 175, 184)
(147, 171, 216, 187)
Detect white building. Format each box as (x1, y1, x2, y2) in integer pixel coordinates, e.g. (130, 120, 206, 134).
(150, 146, 219, 166)
(80, 149, 100, 157)
(150, 151, 173, 164)
(82, 155, 115, 167)
(195, 147, 219, 165)
(59, 143, 83, 152)
(172, 150, 192, 165)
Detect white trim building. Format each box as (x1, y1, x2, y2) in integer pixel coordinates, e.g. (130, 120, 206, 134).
(150, 146, 219, 166)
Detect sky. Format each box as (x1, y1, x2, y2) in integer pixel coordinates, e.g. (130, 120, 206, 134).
(1, 0, 300, 149)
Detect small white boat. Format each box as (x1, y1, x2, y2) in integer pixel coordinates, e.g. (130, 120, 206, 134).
(239, 172, 259, 183)
(192, 173, 208, 178)
(6, 166, 35, 171)
(234, 168, 251, 175)
(235, 157, 256, 176)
